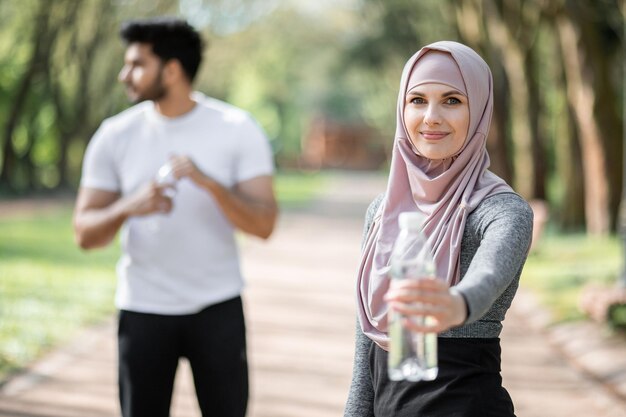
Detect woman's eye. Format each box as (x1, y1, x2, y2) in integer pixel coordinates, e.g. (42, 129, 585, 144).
(445, 97, 461, 105)
(411, 97, 425, 104)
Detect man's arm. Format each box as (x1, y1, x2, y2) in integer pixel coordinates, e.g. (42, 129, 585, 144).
(168, 155, 278, 239)
(73, 182, 173, 249)
(207, 175, 278, 239)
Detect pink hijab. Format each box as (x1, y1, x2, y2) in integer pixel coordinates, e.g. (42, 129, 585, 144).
(356, 41, 514, 350)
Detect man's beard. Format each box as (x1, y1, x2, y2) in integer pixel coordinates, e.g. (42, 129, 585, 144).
(127, 70, 167, 104)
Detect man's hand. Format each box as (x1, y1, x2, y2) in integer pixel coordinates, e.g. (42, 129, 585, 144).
(124, 181, 173, 217)
(168, 155, 204, 184)
(73, 181, 173, 250)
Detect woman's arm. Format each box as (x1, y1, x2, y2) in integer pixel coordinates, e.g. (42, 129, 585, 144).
(454, 193, 533, 323)
(344, 319, 375, 417)
(344, 195, 384, 416)
(385, 193, 533, 333)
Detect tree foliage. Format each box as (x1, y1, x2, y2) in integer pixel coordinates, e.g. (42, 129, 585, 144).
(0, 0, 622, 235)
(344, 0, 623, 234)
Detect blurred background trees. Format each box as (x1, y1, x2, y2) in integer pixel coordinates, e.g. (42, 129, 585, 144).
(0, 0, 623, 235)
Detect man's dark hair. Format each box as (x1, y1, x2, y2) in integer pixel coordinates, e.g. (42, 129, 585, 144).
(120, 17, 204, 82)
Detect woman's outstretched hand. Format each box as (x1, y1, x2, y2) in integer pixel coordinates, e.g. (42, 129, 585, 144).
(384, 278, 468, 333)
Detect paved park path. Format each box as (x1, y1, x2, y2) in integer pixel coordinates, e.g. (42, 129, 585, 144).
(1, 171, 625, 416)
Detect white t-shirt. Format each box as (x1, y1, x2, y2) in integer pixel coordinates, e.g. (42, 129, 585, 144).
(80, 93, 274, 314)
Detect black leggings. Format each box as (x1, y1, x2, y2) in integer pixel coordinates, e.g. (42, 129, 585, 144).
(370, 337, 516, 417)
(118, 297, 248, 417)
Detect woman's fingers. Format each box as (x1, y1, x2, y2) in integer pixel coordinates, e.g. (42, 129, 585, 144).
(385, 278, 468, 331)
(385, 289, 449, 305)
(388, 300, 445, 316)
(389, 301, 455, 332)
(385, 278, 449, 303)
(388, 277, 447, 291)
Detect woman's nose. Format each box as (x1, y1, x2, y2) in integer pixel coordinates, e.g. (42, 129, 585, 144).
(424, 104, 442, 125)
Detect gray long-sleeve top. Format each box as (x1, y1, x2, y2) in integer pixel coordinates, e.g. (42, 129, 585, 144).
(344, 192, 534, 417)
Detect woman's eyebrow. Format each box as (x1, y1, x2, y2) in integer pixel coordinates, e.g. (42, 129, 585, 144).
(442, 90, 465, 97)
(406, 89, 465, 97)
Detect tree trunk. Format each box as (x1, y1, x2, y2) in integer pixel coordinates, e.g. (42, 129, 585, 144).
(48, 0, 113, 189)
(573, 2, 623, 231)
(483, 0, 536, 199)
(0, 6, 49, 190)
(559, 103, 586, 230)
(453, 0, 512, 184)
(548, 15, 585, 229)
(525, 50, 547, 200)
(487, 62, 513, 184)
(556, 14, 611, 235)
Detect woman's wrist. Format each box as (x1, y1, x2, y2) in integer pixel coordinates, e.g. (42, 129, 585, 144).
(449, 287, 469, 327)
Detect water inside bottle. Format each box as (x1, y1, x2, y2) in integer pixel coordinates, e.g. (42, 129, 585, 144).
(388, 307, 425, 381)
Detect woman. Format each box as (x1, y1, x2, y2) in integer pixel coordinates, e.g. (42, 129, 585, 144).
(345, 41, 533, 416)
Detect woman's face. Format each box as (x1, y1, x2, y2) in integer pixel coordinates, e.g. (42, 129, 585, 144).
(403, 82, 469, 160)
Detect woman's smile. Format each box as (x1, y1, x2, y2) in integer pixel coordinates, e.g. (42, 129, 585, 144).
(420, 130, 450, 140)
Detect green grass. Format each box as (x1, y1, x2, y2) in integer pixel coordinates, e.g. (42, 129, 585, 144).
(0, 206, 119, 380)
(0, 171, 326, 381)
(521, 232, 622, 323)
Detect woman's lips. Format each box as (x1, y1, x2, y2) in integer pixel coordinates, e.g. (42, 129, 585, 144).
(420, 131, 449, 140)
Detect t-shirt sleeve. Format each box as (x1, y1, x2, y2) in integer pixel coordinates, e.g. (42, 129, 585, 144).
(79, 120, 120, 192)
(234, 115, 274, 183)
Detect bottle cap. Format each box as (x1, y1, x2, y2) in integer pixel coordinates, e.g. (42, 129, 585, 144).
(398, 212, 425, 231)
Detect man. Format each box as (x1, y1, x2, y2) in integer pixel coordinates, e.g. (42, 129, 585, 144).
(73, 17, 277, 417)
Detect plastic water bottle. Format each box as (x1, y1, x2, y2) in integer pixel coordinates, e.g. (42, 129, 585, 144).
(155, 162, 177, 198)
(387, 211, 439, 382)
(145, 162, 177, 233)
